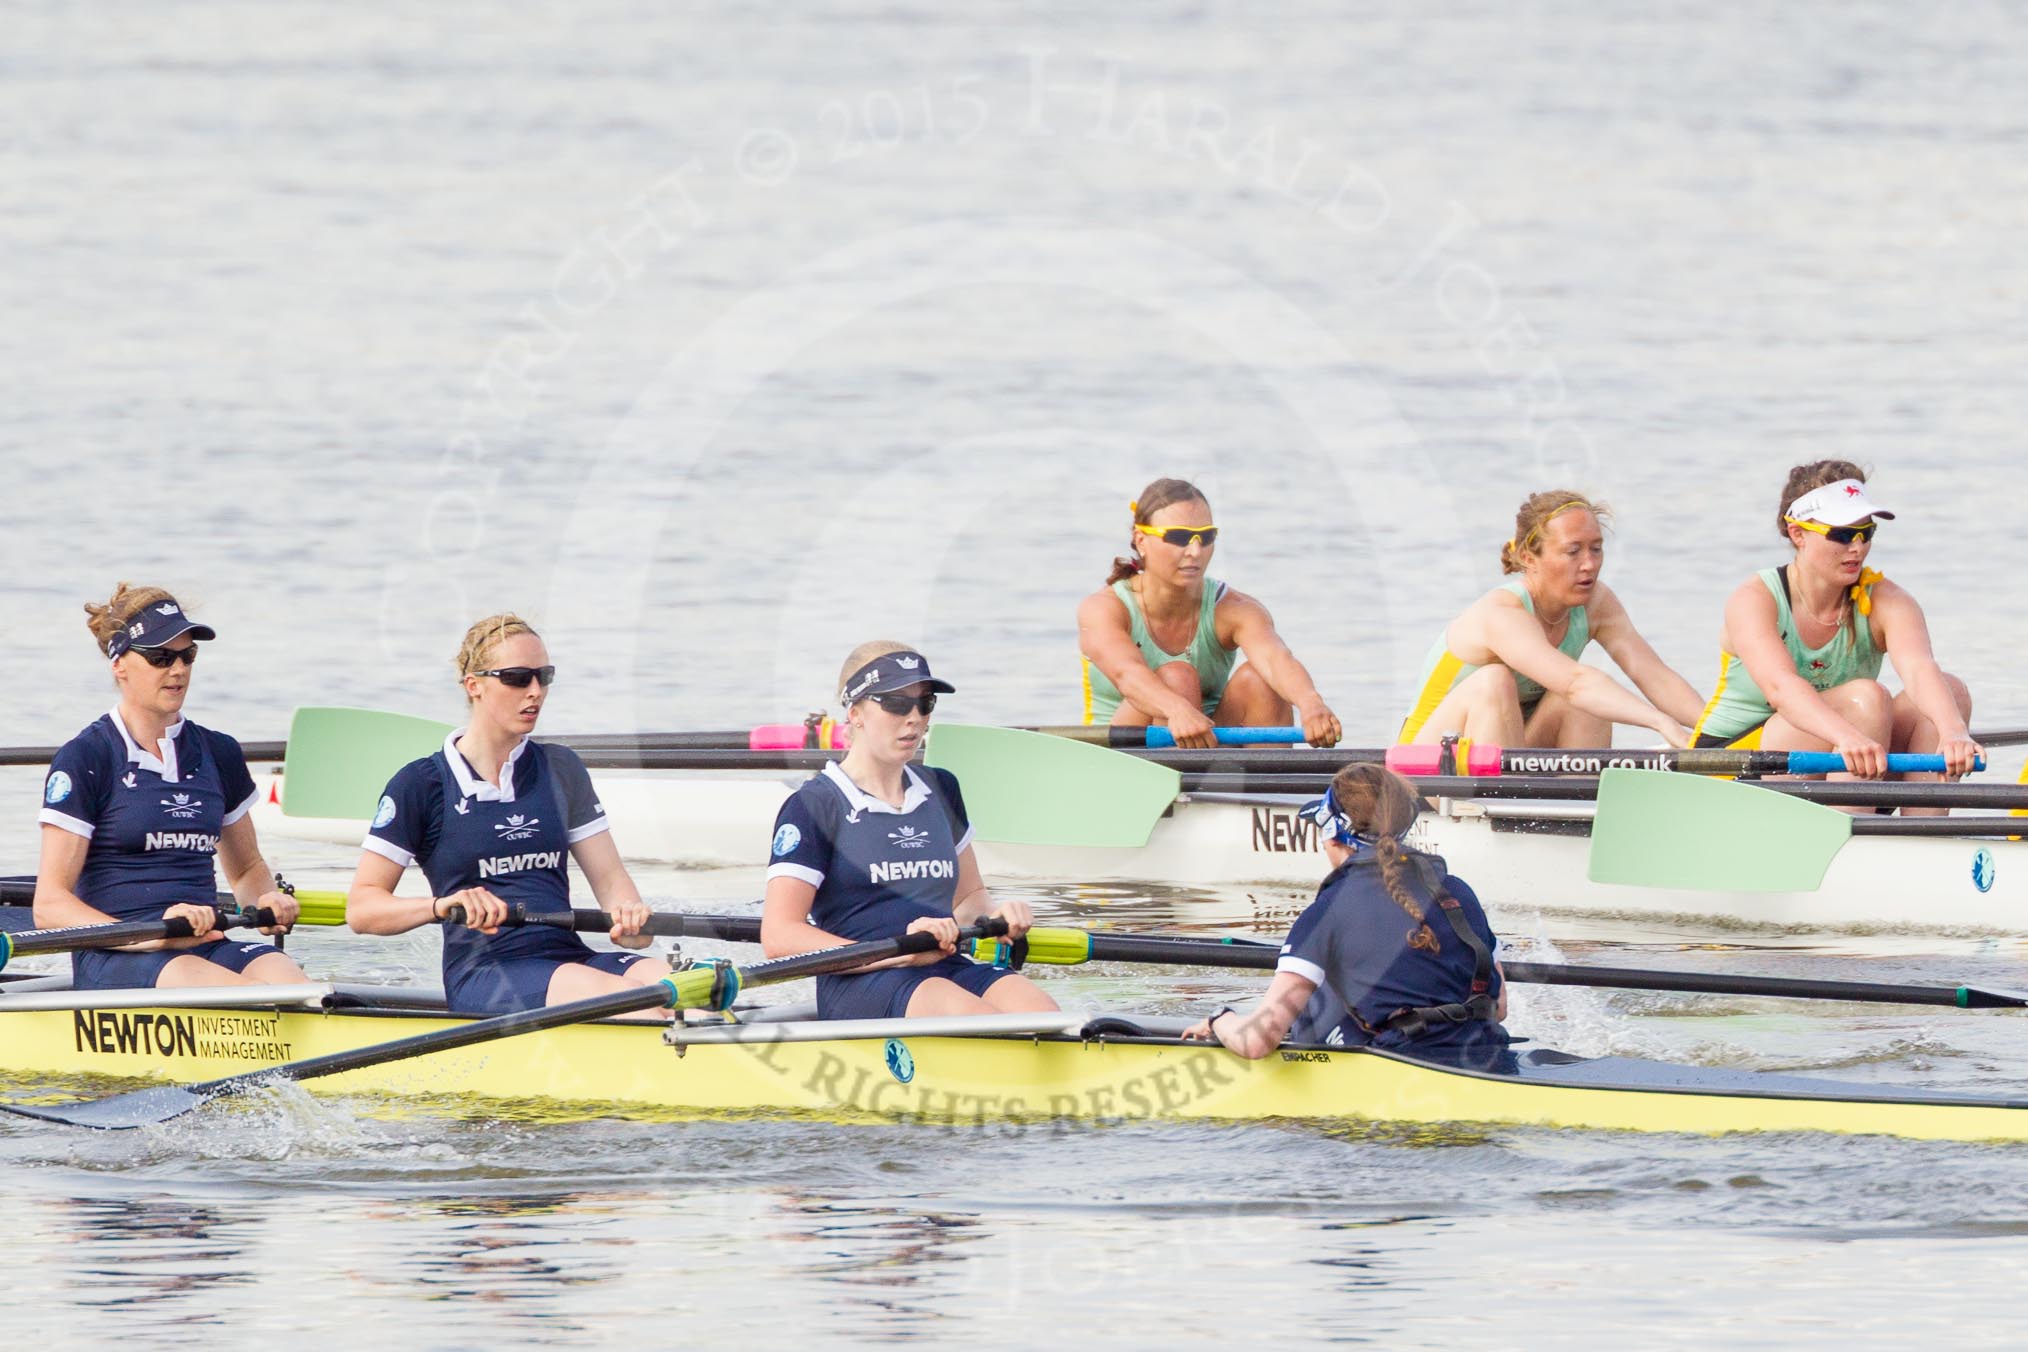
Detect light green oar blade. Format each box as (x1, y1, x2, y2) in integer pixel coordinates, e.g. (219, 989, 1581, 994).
(923, 723, 1180, 848)
(280, 706, 456, 819)
(1588, 767, 1853, 891)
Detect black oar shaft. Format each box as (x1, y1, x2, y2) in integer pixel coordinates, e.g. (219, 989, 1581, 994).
(1038, 929, 2027, 1010)
(188, 921, 1005, 1092)
(502, 906, 764, 943)
(1501, 961, 2015, 1009)
(2, 916, 196, 960)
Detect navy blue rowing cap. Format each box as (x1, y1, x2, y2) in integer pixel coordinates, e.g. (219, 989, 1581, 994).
(105, 597, 217, 659)
(840, 650, 956, 705)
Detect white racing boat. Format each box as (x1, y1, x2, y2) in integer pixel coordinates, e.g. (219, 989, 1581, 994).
(249, 768, 2027, 933)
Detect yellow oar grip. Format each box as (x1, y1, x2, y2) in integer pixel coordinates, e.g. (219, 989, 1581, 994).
(967, 928, 1093, 967)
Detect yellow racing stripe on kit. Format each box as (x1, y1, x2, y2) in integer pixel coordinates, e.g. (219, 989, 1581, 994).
(1397, 651, 1467, 744)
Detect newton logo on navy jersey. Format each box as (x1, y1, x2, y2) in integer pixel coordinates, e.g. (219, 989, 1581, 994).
(146, 831, 218, 853)
(479, 851, 562, 879)
(870, 859, 955, 884)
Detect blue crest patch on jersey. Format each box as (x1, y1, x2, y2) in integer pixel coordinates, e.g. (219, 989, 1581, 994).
(1973, 847, 1996, 895)
(884, 1038, 915, 1085)
(44, 772, 72, 805)
(373, 794, 398, 829)
(772, 824, 801, 856)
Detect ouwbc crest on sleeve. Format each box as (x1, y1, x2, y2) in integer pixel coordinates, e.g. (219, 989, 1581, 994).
(373, 795, 398, 829)
(772, 823, 802, 856)
(45, 772, 72, 805)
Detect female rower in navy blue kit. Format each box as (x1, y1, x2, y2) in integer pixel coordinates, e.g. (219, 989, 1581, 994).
(1182, 763, 1511, 1067)
(761, 641, 1058, 1020)
(346, 614, 672, 1016)
(34, 584, 304, 989)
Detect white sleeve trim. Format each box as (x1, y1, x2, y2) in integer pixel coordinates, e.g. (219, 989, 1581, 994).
(1276, 955, 1327, 986)
(767, 862, 825, 888)
(220, 787, 260, 828)
(361, 835, 416, 868)
(566, 817, 611, 845)
(953, 826, 975, 856)
(37, 809, 95, 839)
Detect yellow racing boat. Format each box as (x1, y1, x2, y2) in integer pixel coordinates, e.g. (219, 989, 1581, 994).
(2, 983, 2024, 1143)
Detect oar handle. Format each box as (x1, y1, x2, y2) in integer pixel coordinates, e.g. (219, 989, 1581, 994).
(0, 904, 281, 968)
(1142, 727, 1307, 749)
(489, 904, 766, 943)
(1787, 752, 1985, 775)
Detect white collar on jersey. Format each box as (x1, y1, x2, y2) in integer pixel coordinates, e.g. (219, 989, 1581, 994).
(445, 730, 532, 803)
(110, 706, 187, 784)
(821, 759, 930, 816)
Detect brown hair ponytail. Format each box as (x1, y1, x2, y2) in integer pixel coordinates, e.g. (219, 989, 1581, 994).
(1107, 478, 1210, 585)
(1329, 762, 1440, 950)
(83, 582, 179, 656)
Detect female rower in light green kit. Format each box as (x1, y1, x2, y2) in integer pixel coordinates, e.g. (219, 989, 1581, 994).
(1076, 477, 1342, 751)
(1689, 461, 1978, 810)
(1396, 491, 1702, 750)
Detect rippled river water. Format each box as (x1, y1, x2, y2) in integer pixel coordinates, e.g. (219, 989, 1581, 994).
(6, 2, 2028, 1346)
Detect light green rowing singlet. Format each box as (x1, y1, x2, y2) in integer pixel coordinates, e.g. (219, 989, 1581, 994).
(1396, 578, 1591, 742)
(1082, 577, 1236, 724)
(1692, 566, 1883, 743)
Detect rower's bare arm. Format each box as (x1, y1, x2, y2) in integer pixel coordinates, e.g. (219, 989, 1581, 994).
(1182, 970, 1317, 1059)
(33, 824, 110, 929)
(215, 816, 298, 933)
(1221, 591, 1342, 745)
(948, 846, 1034, 938)
(1873, 582, 1980, 770)
(346, 851, 441, 935)
(1483, 603, 1687, 744)
(1076, 590, 1205, 729)
(1725, 580, 1872, 750)
(570, 831, 652, 946)
(1587, 584, 1705, 728)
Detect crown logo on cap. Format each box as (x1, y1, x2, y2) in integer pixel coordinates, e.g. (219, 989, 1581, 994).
(895, 656, 919, 670)
(155, 602, 180, 614)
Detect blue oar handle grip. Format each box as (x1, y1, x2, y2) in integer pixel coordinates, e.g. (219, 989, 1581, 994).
(1143, 727, 1306, 749)
(1786, 752, 1987, 775)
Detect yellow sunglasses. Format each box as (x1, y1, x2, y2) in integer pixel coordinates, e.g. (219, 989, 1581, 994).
(1785, 516, 1879, 546)
(1134, 522, 1219, 548)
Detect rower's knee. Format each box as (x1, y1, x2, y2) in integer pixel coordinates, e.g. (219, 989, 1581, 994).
(986, 974, 1059, 1013)
(1834, 678, 1894, 735)
(242, 952, 307, 984)
(1152, 661, 1204, 703)
(1944, 671, 1973, 719)
(904, 978, 992, 1018)
(1462, 664, 1521, 709)
(1215, 663, 1291, 725)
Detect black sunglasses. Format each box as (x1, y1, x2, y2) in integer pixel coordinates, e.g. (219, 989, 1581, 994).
(1821, 522, 1879, 545)
(869, 692, 937, 716)
(132, 644, 199, 668)
(471, 665, 557, 689)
